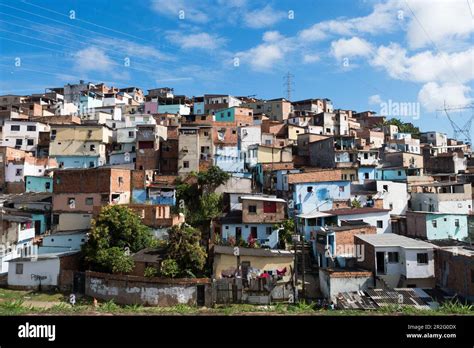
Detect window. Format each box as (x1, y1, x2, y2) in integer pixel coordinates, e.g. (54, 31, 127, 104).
(432, 220, 437, 228)
(377, 220, 383, 228)
(388, 252, 399, 263)
(204, 131, 209, 137)
(89, 161, 94, 168)
(118, 177, 124, 185)
(417, 253, 428, 264)
(307, 186, 313, 193)
(85, 197, 94, 205)
(15, 169, 22, 176)
(90, 144, 95, 151)
(383, 185, 388, 192)
(27, 125, 36, 132)
(16, 263, 23, 274)
(10, 125, 20, 131)
(339, 186, 345, 192)
(248, 205, 257, 213)
(183, 161, 189, 168)
(27, 139, 34, 146)
(397, 171, 402, 176)
(455, 219, 460, 227)
(128, 131, 134, 138)
(263, 201, 276, 213)
(15, 139, 22, 145)
(364, 153, 368, 159)
(266, 227, 273, 235)
(45, 182, 51, 190)
(389, 203, 393, 210)
(364, 173, 369, 179)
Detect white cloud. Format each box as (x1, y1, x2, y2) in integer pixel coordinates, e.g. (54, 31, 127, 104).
(236, 32, 295, 71)
(150, 0, 209, 23)
(303, 53, 320, 64)
(74, 47, 114, 72)
(330, 37, 374, 61)
(243, 5, 286, 29)
(262, 31, 285, 42)
(404, 0, 474, 49)
(166, 32, 226, 50)
(418, 82, 472, 112)
(368, 94, 383, 105)
(298, 0, 401, 42)
(370, 44, 474, 84)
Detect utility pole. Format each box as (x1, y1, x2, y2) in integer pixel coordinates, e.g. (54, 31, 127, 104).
(301, 236, 306, 300)
(283, 72, 294, 101)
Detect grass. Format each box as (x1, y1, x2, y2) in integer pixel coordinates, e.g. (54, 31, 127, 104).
(0, 288, 472, 316)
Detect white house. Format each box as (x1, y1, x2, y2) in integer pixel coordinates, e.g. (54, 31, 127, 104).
(0, 215, 35, 273)
(7, 251, 79, 289)
(0, 121, 50, 153)
(376, 180, 409, 215)
(324, 208, 392, 234)
(356, 234, 436, 288)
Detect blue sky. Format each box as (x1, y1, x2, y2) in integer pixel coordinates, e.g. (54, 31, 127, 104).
(0, 0, 472, 138)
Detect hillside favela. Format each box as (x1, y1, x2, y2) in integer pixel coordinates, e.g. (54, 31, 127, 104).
(0, 3, 473, 338)
(0, 83, 472, 315)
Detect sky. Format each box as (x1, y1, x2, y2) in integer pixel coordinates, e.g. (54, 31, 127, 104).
(0, 0, 473, 139)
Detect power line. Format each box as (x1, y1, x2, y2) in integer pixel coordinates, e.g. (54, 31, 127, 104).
(403, 0, 465, 85)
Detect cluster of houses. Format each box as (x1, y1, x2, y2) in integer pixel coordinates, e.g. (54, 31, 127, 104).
(0, 81, 472, 308)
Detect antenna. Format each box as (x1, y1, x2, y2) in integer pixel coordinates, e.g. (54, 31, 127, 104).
(438, 101, 474, 144)
(283, 72, 294, 101)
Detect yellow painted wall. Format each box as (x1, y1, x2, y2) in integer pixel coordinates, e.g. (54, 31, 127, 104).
(213, 253, 294, 279)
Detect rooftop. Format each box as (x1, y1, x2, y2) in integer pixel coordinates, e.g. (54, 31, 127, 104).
(356, 234, 435, 249)
(324, 207, 390, 216)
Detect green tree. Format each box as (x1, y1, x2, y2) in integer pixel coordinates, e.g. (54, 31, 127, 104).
(351, 199, 362, 208)
(196, 166, 230, 194)
(167, 224, 207, 277)
(83, 205, 156, 273)
(274, 219, 295, 248)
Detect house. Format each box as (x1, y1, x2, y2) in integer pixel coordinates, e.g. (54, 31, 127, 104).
(135, 124, 163, 170)
(7, 251, 80, 290)
(52, 167, 131, 232)
(109, 127, 137, 166)
(319, 268, 374, 302)
(353, 180, 409, 215)
(406, 211, 469, 241)
(409, 182, 472, 214)
(49, 124, 113, 169)
(242, 98, 292, 122)
(131, 171, 177, 206)
(0, 120, 50, 154)
(433, 242, 474, 301)
(386, 133, 421, 154)
(356, 234, 436, 288)
(130, 247, 166, 277)
(2, 192, 52, 235)
(125, 204, 184, 239)
(214, 106, 253, 126)
(0, 214, 36, 273)
(38, 230, 88, 254)
(212, 245, 293, 279)
(218, 195, 286, 249)
(25, 175, 53, 193)
(313, 221, 377, 268)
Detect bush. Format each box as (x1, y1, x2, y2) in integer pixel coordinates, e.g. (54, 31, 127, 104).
(161, 259, 180, 278)
(144, 266, 158, 278)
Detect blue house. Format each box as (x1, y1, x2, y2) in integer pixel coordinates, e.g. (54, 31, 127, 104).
(407, 211, 469, 241)
(357, 166, 376, 183)
(25, 176, 53, 193)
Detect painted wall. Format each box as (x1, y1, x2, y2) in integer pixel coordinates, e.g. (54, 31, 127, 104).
(319, 269, 374, 301)
(158, 104, 190, 115)
(8, 258, 60, 288)
(376, 180, 409, 215)
(426, 214, 468, 241)
(357, 167, 376, 183)
(221, 223, 279, 248)
(293, 181, 351, 214)
(336, 212, 392, 234)
(215, 146, 245, 173)
(25, 176, 53, 193)
(53, 155, 101, 169)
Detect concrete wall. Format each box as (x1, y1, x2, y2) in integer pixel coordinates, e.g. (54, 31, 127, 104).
(319, 269, 374, 301)
(85, 271, 212, 306)
(8, 258, 60, 288)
